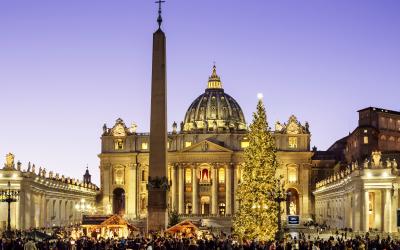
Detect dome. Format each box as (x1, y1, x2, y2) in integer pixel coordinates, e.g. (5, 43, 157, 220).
(182, 65, 246, 133)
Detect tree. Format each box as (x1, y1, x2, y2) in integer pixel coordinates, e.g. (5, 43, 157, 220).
(233, 97, 279, 241)
(168, 210, 180, 227)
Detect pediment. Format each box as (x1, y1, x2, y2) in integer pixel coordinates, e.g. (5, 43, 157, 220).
(180, 139, 232, 153)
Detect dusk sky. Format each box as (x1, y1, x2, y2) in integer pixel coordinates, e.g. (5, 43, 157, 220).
(1, 0, 400, 184)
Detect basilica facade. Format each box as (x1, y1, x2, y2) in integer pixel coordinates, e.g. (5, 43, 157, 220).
(98, 66, 332, 227)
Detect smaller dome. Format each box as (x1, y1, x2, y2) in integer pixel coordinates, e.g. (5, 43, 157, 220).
(182, 65, 246, 133)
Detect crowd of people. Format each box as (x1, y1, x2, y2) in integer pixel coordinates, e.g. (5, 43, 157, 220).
(1, 229, 400, 250)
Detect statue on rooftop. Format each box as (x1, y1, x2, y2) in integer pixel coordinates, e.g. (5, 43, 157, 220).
(103, 123, 107, 134)
(372, 151, 382, 167)
(129, 122, 138, 134)
(172, 121, 177, 134)
(4, 153, 15, 169)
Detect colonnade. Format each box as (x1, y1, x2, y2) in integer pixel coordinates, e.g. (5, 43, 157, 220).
(315, 186, 398, 232)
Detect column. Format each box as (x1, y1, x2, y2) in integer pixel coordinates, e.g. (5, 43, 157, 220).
(192, 166, 199, 214)
(384, 188, 392, 232)
(363, 190, 369, 232)
(353, 190, 361, 231)
(136, 164, 141, 218)
(233, 164, 239, 213)
(226, 164, 233, 215)
(30, 193, 36, 228)
(178, 165, 185, 214)
(24, 192, 31, 230)
(391, 186, 398, 232)
(171, 164, 178, 211)
(102, 164, 111, 211)
(211, 165, 218, 215)
(132, 163, 137, 218)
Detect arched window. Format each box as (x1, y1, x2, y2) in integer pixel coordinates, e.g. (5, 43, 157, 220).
(185, 203, 192, 214)
(185, 168, 192, 184)
(200, 168, 210, 183)
(218, 168, 225, 184)
(286, 188, 299, 215)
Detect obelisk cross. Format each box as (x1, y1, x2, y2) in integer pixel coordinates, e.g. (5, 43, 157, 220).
(155, 0, 165, 28)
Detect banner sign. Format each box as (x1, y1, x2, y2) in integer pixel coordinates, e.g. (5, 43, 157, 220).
(288, 215, 300, 225)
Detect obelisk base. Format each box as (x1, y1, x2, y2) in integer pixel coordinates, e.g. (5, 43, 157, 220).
(147, 188, 168, 233)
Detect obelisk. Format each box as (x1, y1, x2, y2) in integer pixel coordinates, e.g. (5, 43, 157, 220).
(147, 1, 168, 233)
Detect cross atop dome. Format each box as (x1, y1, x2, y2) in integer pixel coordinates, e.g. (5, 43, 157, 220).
(207, 64, 223, 89)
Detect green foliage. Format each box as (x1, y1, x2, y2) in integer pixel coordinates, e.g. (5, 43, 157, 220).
(233, 99, 279, 241)
(168, 210, 180, 227)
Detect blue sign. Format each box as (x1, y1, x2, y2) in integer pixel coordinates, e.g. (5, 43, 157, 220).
(288, 215, 300, 225)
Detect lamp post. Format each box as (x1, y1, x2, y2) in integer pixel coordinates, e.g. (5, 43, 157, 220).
(273, 179, 286, 241)
(0, 181, 20, 236)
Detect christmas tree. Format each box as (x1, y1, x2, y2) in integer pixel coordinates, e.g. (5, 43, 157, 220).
(233, 96, 279, 241)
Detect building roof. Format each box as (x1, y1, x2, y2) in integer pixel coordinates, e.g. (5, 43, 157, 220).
(358, 107, 400, 116)
(82, 215, 112, 225)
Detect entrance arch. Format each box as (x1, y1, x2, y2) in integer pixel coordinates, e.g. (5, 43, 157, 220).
(286, 188, 299, 215)
(113, 188, 125, 215)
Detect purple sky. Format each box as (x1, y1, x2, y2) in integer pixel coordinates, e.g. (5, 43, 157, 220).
(1, 0, 400, 185)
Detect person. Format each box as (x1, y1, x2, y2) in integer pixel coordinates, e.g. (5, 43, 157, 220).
(23, 238, 37, 250)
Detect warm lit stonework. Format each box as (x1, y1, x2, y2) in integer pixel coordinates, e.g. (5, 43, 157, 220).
(98, 66, 333, 230)
(314, 151, 398, 232)
(0, 153, 98, 230)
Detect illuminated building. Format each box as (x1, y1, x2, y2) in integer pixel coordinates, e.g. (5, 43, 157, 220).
(99, 66, 324, 229)
(0, 153, 98, 230)
(314, 107, 400, 232)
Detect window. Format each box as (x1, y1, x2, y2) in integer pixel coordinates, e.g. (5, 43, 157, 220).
(241, 141, 249, 149)
(114, 139, 124, 150)
(185, 141, 192, 148)
(114, 168, 124, 185)
(141, 170, 146, 182)
(141, 142, 148, 150)
(288, 137, 298, 149)
(218, 168, 225, 184)
(200, 168, 210, 183)
(288, 167, 297, 183)
(363, 136, 369, 144)
(185, 168, 192, 184)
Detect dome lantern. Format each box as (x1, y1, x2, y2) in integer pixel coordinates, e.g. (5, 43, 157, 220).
(207, 65, 223, 89)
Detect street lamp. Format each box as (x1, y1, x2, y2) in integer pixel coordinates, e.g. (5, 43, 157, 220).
(0, 181, 20, 236)
(273, 179, 286, 241)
